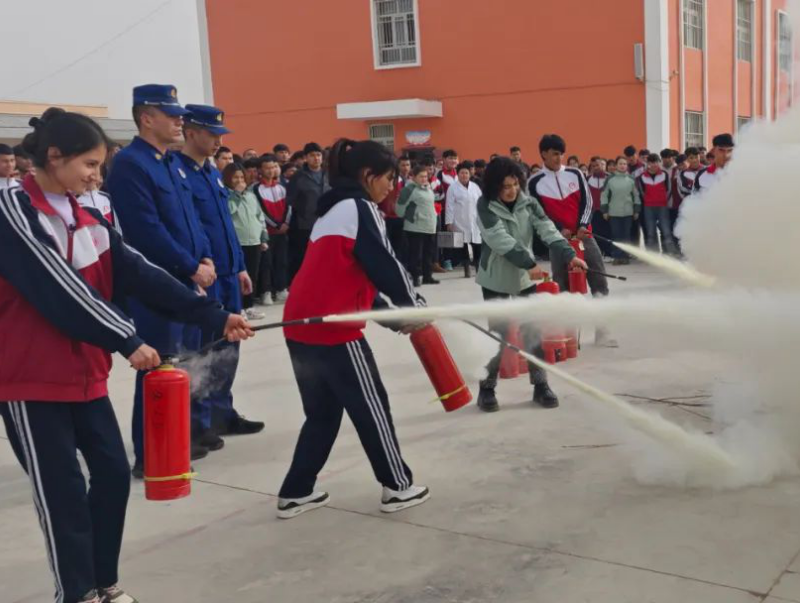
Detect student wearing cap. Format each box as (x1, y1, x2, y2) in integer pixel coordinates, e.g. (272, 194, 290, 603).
(107, 84, 218, 477)
(178, 105, 265, 449)
(286, 142, 330, 283)
(693, 134, 734, 195)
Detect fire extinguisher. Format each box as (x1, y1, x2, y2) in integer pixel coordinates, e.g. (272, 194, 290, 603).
(499, 323, 521, 379)
(569, 237, 586, 260)
(536, 277, 568, 363)
(143, 364, 193, 501)
(410, 325, 473, 412)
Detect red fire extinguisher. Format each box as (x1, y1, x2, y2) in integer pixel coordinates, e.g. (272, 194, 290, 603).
(536, 277, 568, 363)
(499, 323, 521, 379)
(569, 237, 586, 260)
(410, 325, 473, 412)
(143, 364, 193, 501)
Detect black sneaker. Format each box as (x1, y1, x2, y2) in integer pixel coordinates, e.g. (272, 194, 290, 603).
(422, 277, 440, 285)
(477, 388, 499, 412)
(218, 414, 265, 436)
(131, 461, 143, 480)
(533, 383, 559, 408)
(191, 442, 210, 460)
(194, 429, 224, 451)
(413, 276, 422, 287)
(277, 491, 330, 519)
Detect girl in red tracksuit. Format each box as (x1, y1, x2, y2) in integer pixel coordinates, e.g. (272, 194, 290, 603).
(0, 108, 252, 603)
(277, 139, 430, 519)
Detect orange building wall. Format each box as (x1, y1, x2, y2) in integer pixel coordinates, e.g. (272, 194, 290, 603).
(206, 0, 647, 161)
(707, 0, 735, 137)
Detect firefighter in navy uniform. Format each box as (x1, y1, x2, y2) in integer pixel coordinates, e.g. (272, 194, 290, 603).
(0, 107, 253, 603)
(277, 139, 431, 519)
(107, 84, 217, 477)
(177, 104, 265, 451)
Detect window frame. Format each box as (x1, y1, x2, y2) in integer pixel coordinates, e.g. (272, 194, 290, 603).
(684, 111, 705, 149)
(737, 0, 753, 62)
(368, 123, 396, 149)
(370, 0, 422, 70)
(683, 0, 705, 51)
(778, 10, 793, 74)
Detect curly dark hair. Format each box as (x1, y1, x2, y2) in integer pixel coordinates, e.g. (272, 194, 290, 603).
(482, 156, 525, 201)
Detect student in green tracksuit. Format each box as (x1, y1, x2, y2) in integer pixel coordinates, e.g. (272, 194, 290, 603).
(396, 165, 438, 287)
(476, 157, 587, 412)
(600, 156, 641, 264)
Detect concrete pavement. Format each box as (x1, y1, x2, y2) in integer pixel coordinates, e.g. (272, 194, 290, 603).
(3, 263, 800, 603)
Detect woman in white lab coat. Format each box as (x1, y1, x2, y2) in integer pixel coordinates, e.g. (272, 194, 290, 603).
(445, 161, 482, 277)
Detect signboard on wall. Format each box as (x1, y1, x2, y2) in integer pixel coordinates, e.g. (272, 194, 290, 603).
(405, 130, 431, 147)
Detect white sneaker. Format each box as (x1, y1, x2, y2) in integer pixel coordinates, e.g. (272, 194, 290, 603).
(98, 584, 139, 603)
(380, 485, 430, 513)
(276, 491, 330, 519)
(244, 307, 265, 320)
(275, 290, 289, 302)
(258, 294, 274, 306)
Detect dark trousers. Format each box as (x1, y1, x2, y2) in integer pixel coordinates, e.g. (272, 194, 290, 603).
(592, 210, 613, 256)
(552, 236, 609, 296)
(256, 249, 271, 298)
(405, 231, 435, 280)
(267, 233, 288, 294)
(384, 217, 405, 260)
(459, 242, 482, 267)
(609, 216, 633, 260)
(241, 245, 262, 309)
(631, 212, 645, 246)
(288, 229, 311, 285)
(670, 208, 682, 253)
(1, 399, 130, 603)
(196, 273, 242, 432)
(480, 286, 547, 387)
(279, 338, 413, 498)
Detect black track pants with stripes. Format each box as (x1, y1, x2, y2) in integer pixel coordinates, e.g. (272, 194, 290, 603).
(0, 399, 130, 603)
(279, 338, 414, 499)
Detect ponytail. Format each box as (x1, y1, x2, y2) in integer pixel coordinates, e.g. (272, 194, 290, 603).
(22, 107, 110, 169)
(327, 138, 396, 184)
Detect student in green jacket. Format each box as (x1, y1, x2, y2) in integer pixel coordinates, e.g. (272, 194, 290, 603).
(600, 156, 641, 265)
(476, 157, 587, 412)
(396, 165, 439, 287)
(224, 163, 269, 319)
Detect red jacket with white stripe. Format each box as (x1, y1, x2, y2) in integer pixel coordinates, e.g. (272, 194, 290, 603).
(0, 176, 229, 402)
(284, 180, 425, 345)
(637, 169, 671, 208)
(587, 173, 608, 211)
(252, 179, 290, 235)
(528, 165, 593, 232)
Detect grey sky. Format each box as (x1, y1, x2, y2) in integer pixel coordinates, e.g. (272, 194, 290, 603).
(0, 0, 206, 118)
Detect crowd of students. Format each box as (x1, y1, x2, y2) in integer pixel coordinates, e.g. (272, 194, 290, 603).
(0, 85, 736, 602)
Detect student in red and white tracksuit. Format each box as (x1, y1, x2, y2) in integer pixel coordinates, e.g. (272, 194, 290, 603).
(693, 133, 735, 196)
(252, 154, 290, 303)
(277, 139, 430, 519)
(529, 134, 616, 347)
(587, 158, 612, 256)
(0, 109, 252, 603)
(637, 154, 677, 255)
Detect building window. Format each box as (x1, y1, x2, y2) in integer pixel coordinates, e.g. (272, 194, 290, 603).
(779, 12, 793, 73)
(372, 0, 420, 68)
(737, 116, 751, 130)
(737, 0, 753, 61)
(684, 111, 705, 148)
(369, 124, 395, 149)
(683, 0, 704, 50)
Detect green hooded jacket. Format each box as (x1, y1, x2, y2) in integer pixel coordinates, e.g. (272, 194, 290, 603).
(396, 181, 437, 235)
(476, 193, 575, 295)
(600, 173, 641, 218)
(227, 188, 268, 246)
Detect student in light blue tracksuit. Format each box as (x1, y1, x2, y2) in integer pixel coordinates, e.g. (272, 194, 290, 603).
(178, 105, 265, 451)
(107, 84, 218, 477)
